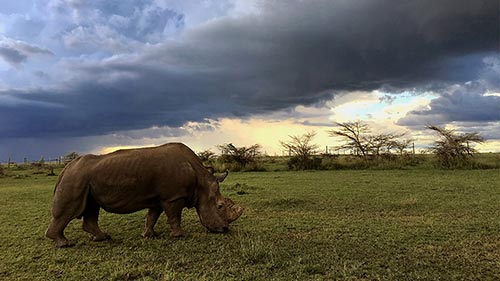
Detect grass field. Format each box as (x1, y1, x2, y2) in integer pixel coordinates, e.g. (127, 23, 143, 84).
(1, 168, 500, 280)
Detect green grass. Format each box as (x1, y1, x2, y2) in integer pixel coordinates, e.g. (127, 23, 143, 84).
(1, 168, 500, 280)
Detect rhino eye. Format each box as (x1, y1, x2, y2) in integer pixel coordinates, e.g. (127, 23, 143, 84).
(217, 203, 224, 210)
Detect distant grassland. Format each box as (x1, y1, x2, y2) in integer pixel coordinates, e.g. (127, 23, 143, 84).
(1, 168, 500, 280)
(224, 153, 500, 171)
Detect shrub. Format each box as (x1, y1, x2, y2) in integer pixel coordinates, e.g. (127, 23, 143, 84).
(321, 154, 424, 170)
(280, 132, 320, 170)
(427, 125, 484, 169)
(287, 156, 322, 170)
(217, 143, 263, 172)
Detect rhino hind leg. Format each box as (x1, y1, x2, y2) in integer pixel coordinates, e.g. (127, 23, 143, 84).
(46, 185, 86, 248)
(162, 199, 186, 238)
(142, 207, 162, 238)
(82, 196, 110, 242)
(46, 217, 75, 248)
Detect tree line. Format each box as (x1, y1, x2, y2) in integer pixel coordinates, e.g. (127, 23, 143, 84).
(1, 122, 490, 173)
(199, 122, 489, 171)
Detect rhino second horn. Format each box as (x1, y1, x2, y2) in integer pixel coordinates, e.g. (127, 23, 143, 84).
(216, 170, 229, 183)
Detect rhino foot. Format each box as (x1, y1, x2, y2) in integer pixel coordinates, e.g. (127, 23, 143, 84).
(92, 233, 111, 242)
(142, 230, 158, 239)
(170, 230, 186, 238)
(55, 239, 75, 248)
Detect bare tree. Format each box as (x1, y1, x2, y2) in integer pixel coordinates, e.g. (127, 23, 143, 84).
(280, 132, 320, 170)
(427, 125, 484, 168)
(388, 139, 413, 156)
(329, 121, 411, 160)
(328, 121, 371, 157)
(368, 133, 405, 156)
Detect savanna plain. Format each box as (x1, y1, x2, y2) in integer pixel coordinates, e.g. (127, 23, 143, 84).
(1, 164, 500, 280)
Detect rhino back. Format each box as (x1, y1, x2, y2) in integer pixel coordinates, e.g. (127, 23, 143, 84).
(86, 143, 204, 213)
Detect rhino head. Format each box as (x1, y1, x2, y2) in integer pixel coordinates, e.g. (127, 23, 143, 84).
(196, 170, 243, 232)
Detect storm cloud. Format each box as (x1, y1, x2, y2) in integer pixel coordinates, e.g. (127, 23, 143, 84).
(398, 81, 500, 126)
(0, 0, 498, 139)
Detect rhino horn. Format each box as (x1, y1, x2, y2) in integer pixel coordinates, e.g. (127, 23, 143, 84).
(216, 169, 229, 183)
(224, 197, 244, 223)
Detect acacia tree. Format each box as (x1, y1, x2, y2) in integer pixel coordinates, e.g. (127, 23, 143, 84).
(427, 125, 484, 168)
(388, 139, 413, 156)
(62, 152, 79, 164)
(197, 150, 216, 164)
(368, 133, 405, 156)
(328, 121, 371, 157)
(329, 121, 411, 159)
(217, 143, 262, 170)
(280, 132, 320, 170)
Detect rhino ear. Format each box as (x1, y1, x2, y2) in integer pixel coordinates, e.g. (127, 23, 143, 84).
(216, 170, 229, 183)
(205, 166, 215, 174)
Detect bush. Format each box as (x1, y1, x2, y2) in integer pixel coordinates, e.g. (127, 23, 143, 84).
(212, 159, 266, 172)
(321, 156, 369, 170)
(287, 156, 322, 170)
(321, 154, 424, 170)
(427, 125, 484, 169)
(280, 132, 320, 170)
(217, 143, 263, 172)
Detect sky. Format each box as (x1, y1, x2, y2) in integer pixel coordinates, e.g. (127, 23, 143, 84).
(0, 0, 499, 161)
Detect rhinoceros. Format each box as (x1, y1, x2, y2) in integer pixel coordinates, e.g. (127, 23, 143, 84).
(45, 143, 243, 247)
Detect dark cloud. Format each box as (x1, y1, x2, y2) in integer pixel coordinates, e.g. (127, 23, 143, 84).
(398, 82, 500, 126)
(0, 0, 498, 138)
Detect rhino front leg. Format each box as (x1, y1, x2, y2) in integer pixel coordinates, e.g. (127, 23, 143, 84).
(82, 198, 110, 242)
(142, 207, 162, 238)
(162, 199, 185, 238)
